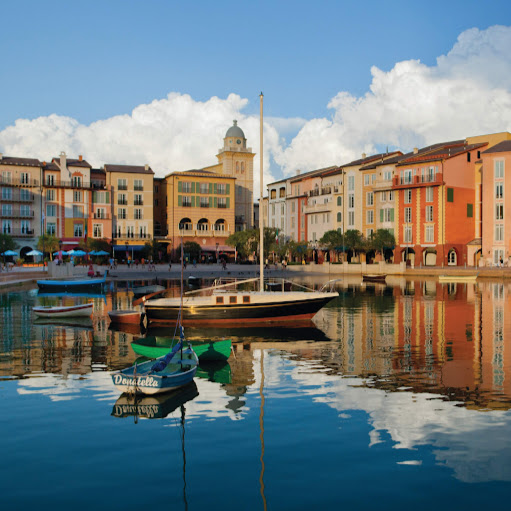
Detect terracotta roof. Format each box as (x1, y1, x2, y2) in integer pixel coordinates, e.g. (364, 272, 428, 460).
(42, 162, 60, 171)
(482, 140, 511, 154)
(0, 156, 41, 167)
(396, 142, 486, 166)
(91, 168, 105, 175)
(167, 169, 236, 179)
(358, 151, 404, 170)
(51, 157, 92, 168)
(341, 152, 395, 168)
(289, 165, 340, 183)
(104, 164, 154, 175)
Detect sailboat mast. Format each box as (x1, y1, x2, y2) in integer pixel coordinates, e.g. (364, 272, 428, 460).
(259, 92, 264, 291)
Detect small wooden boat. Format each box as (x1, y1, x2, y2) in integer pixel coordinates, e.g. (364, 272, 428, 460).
(131, 336, 232, 361)
(132, 285, 165, 298)
(438, 274, 478, 283)
(37, 272, 107, 292)
(33, 316, 93, 330)
(108, 310, 144, 325)
(112, 328, 199, 395)
(33, 302, 93, 318)
(362, 274, 387, 283)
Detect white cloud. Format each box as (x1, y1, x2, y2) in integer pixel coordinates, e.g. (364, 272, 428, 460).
(1, 25, 511, 184)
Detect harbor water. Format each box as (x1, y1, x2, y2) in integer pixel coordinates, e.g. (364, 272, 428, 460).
(1, 276, 511, 510)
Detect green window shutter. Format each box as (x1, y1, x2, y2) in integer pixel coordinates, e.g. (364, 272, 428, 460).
(380, 209, 383, 222)
(191, 182, 195, 193)
(178, 181, 182, 193)
(226, 183, 230, 195)
(178, 195, 182, 207)
(226, 197, 230, 208)
(214, 197, 218, 208)
(447, 188, 454, 202)
(197, 182, 200, 193)
(467, 204, 473, 217)
(214, 183, 218, 194)
(92, 191, 97, 203)
(191, 196, 195, 207)
(390, 208, 394, 221)
(209, 183, 213, 194)
(209, 196, 213, 207)
(106, 192, 110, 203)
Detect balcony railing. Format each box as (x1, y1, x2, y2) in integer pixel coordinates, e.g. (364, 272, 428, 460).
(303, 202, 332, 214)
(113, 233, 152, 240)
(0, 177, 39, 187)
(1, 191, 35, 202)
(93, 212, 111, 219)
(2, 229, 35, 237)
(134, 185, 144, 191)
(176, 228, 231, 237)
(393, 174, 442, 187)
(117, 185, 128, 190)
(44, 179, 106, 190)
(0, 210, 34, 218)
(134, 200, 144, 206)
(117, 199, 128, 205)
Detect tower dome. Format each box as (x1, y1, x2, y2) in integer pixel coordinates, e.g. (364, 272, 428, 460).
(225, 120, 245, 139)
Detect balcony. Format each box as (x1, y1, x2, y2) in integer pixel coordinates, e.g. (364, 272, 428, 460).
(93, 212, 111, 219)
(2, 229, 35, 237)
(113, 233, 152, 241)
(134, 185, 144, 191)
(117, 199, 128, 205)
(117, 184, 128, 190)
(134, 200, 144, 206)
(393, 174, 443, 189)
(304, 202, 332, 214)
(0, 176, 39, 187)
(176, 228, 231, 237)
(1, 191, 35, 202)
(0, 210, 35, 219)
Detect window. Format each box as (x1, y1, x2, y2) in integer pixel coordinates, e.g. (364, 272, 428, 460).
(1, 204, 12, 215)
(134, 179, 143, 191)
(403, 169, 412, 184)
(337, 196, 342, 206)
(388, 191, 394, 201)
(46, 222, 56, 235)
(425, 206, 433, 222)
(117, 178, 127, 190)
(366, 210, 374, 224)
(426, 187, 434, 202)
(134, 194, 143, 205)
(199, 183, 209, 194)
(495, 223, 504, 241)
(404, 225, 412, 243)
(118, 208, 126, 219)
(384, 170, 392, 181)
(95, 208, 105, 219)
(467, 204, 473, 218)
(2, 220, 12, 234)
(425, 225, 434, 243)
(73, 190, 82, 202)
(281, 203, 285, 215)
(46, 174, 55, 186)
(404, 189, 412, 204)
(72, 175, 82, 187)
(279, 187, 285, 198)
(20, 189, 31, 201)
(366, 192, 374, 206)
(72, 205, 84, 218)
(372, 174, 376, 183)
(74, 223, 83, 237)
(292, 202, 296, 212)
(348, 175, 355, 191)
(93, 224, 103, 238)
(118, 193, 127, 205)
(348, 194, 354, 208)
(134, 208, 143, 220)
(46, 189, 55, 201)
(364, 175, 370, 186)
(495, 160, 504, 179)
(447, 188, 454, 202)
(46, 204, 57, 217)
(2, 187, 12, 200)
(272, 204, 275, 215)
(404, 207, 412, 223)
(366, 228, 373, 237)
(182, 196, 191, 207)
(381, 191, 387, 202)
(348, 211, 355, 226)
(384, 208, 394, 223)
(218, 197, 227, 208)
(20, 205, 30, 217)
(496, 204, 504, 220)
(21, 220, 30, 234)
(337, 212, 342, 222)
(270, 190, 276, 199)
(200, 197, 209, 208)
(217, 184, 227, 195)
(20, 172, 29, 184)
(495, 183, 503, 199)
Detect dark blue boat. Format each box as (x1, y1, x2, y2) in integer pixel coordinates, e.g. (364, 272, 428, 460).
(37, 273, 107, 293)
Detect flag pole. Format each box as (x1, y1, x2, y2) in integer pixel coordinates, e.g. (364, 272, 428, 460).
(259, 92, 264, 291)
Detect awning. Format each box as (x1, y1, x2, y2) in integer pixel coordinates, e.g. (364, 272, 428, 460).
(113, 245, 145, 252)
(200, 245, 235, 252)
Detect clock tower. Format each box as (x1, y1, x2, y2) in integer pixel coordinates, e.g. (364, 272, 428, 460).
(215, 120, 255, 230)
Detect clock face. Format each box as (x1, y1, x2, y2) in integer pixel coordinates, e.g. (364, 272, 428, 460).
(236, 139, 241, 144)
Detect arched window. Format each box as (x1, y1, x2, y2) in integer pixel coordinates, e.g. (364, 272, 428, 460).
(241, 162, 244, 172)
(337, 196, 342, 206)
(447, 249, 457, 266)
(214, 219, 226, 231)
(179, 218, 192, 231)
(236, 162, 239, 172)
(197, 218, 208, 231)
(337, 212, 342, 222)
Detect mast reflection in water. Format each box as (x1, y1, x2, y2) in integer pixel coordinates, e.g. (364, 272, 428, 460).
(1, 278, 511, 509)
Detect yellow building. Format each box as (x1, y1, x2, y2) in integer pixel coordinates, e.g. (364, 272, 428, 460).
(204, 120, 255, 231)
(105, 164, 154, 258)
(163, 169, 236, 260)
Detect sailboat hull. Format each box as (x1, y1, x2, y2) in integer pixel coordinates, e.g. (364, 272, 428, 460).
(144, 293, 337, 324)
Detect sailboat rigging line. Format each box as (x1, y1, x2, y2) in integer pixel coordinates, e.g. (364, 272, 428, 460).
(180, 404, 189, 511)
(259, 349, 267, 511)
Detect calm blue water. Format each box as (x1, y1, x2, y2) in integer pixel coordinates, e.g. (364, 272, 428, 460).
(1, 278, 511, 510)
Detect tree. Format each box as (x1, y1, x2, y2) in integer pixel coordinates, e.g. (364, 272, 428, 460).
(285, 240, 308, 262)
(0, 234, 17, 264)
(369, 229, 396, 261)
(226, 229, 259, 260)
(176, 241, 201, 262)
(144, 238, 166, 261)
(343, 229, 364, 260)
(37, 234, 59, 261)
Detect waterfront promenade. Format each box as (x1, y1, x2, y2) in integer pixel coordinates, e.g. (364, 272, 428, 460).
(2, 261, 511, 291)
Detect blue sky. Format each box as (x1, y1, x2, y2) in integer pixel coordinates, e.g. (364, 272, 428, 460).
(1, 0, 511, 185)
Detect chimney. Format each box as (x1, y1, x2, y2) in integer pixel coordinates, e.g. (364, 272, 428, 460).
(145, 164, 149, 171)
(78, 154, 83, 161)
(413, 147, 418, 154)
(59, 151, 68, 175)
(361, 153, 366, 159)
(296, 168, 301, 176)
(42, 161, 46, 166)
